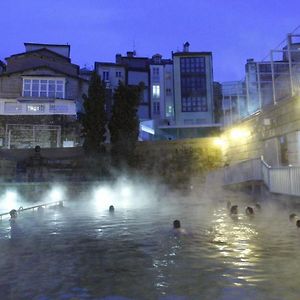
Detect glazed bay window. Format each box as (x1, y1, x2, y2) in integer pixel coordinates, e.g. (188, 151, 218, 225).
(23, 78, 65, 99)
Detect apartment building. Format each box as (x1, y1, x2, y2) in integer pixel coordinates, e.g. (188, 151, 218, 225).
(0, 43, 88, 148)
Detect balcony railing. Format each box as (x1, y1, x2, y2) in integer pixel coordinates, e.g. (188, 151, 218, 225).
(1, 100, 76, 115)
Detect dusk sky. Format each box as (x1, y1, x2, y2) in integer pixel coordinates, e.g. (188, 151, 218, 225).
(1, 0, 299, 82)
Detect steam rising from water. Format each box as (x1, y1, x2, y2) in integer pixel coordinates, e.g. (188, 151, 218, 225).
(1, 177, 300, 299)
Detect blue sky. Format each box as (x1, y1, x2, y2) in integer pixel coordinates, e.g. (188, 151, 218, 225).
(1, 0, 299, 81)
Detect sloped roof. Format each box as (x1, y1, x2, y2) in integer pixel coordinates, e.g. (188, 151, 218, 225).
(6, 48, 71, 63)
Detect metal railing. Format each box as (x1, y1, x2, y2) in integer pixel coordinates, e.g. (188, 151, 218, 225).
(223, 158, 262, 185)
(0, 200, 63, 221)
(210, 156, 300, 197)
(0, 101, 76, 115)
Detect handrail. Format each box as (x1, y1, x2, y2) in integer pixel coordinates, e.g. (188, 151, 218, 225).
(260, 156, 271, 168)
(0, 200, 63, 220)
(218, 156, 300, 197)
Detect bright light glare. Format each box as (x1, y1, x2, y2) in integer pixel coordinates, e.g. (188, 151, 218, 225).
(49, 187, 64, 202)
(1, 190, 18, 212)
(214, 137, 227, 149)
(94, 186, 114, 211)
(230, 128, 250, 139)
(121, 186, 131, 198)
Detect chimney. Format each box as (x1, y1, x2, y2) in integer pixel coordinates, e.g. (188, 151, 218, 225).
(115, 54, 122, 64)
(152, 53, 162, 64)
(183, 42, 190, 52)
(127, 51, 135, 58)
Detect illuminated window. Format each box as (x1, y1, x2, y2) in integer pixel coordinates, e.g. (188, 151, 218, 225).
(166, 105, 173, 117)
(23, 78, 65, 99)
(152, 85, 160, 98)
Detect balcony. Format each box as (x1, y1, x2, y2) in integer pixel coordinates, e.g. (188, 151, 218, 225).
(0, 99, 77, 115)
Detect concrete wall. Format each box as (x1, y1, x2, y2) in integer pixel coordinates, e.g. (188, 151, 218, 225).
(223, 96, 300, 167)
(0, 115, 81, 149)
(0, 137, 223, 182)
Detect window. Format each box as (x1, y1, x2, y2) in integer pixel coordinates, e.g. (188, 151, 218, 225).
(153, 102, 160, 114)
(102, 71, 109, 81)
(22, 78, 65, 99)
(180, 57, 207, 112)
(152, 85, 160, 98)
(166, 105, 173, 117)
(152, 67, 159, 76)
(181, 96, 208, 112)
(180, 57, 206, 74)
(116, 71, 122, 78)
(166, 88, 172, 95)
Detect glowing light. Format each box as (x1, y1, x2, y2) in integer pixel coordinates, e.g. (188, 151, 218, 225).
(230, 128, 251, 139)
(213, 137, 227, 149)
(93, 186, 114, 211)
(49, 187, 64, 202)
(1, 190, 18, 212)
(121, 186, 131, 198)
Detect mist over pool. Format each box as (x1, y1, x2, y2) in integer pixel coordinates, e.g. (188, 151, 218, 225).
(1, 178, 300, 300)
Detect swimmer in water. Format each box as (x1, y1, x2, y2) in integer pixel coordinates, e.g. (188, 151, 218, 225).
(245, 206, 254, 216)
(255, 203, 261, 210)
(289, 213, 298, 222)
(9, 209, 22, 239)
(230, 205, 238, 215)
(109, 205, 115, 213)
(10, 209, 17, 219)
(173, 220, 188, 235)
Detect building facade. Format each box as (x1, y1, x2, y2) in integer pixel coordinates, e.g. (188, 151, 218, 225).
(95, 43, 220, 140)
(149, 54, 174, 123)
(221, 33, 300, 167)
(0, 43, 88, 149)
(96, 52, 151, 121)
(221, 80, 247, 126)
(172, 43, 214, 126)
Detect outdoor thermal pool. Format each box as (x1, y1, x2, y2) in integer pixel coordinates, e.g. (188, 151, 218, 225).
(1, 183, 300, 300)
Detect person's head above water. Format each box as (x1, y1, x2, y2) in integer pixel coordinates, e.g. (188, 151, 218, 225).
(109, 205, 115, 212)
(230, 205, 238, 215)
(289, 213, 298, 221)
(9, 209, 17, 219)
(173, 220, 181, 229)
(245, 206, 254, 215)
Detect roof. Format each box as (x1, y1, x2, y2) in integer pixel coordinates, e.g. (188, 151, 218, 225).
(172, 51, 212, 57)
(24, 42, 70, 57)
(95, 62, 124, 68)
(24, 42, 70, 48)
(6, 48, 71, 63)
(0, 65, 89, 82)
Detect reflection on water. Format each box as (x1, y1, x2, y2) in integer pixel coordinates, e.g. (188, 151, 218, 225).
(1, 188, 300, 299)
